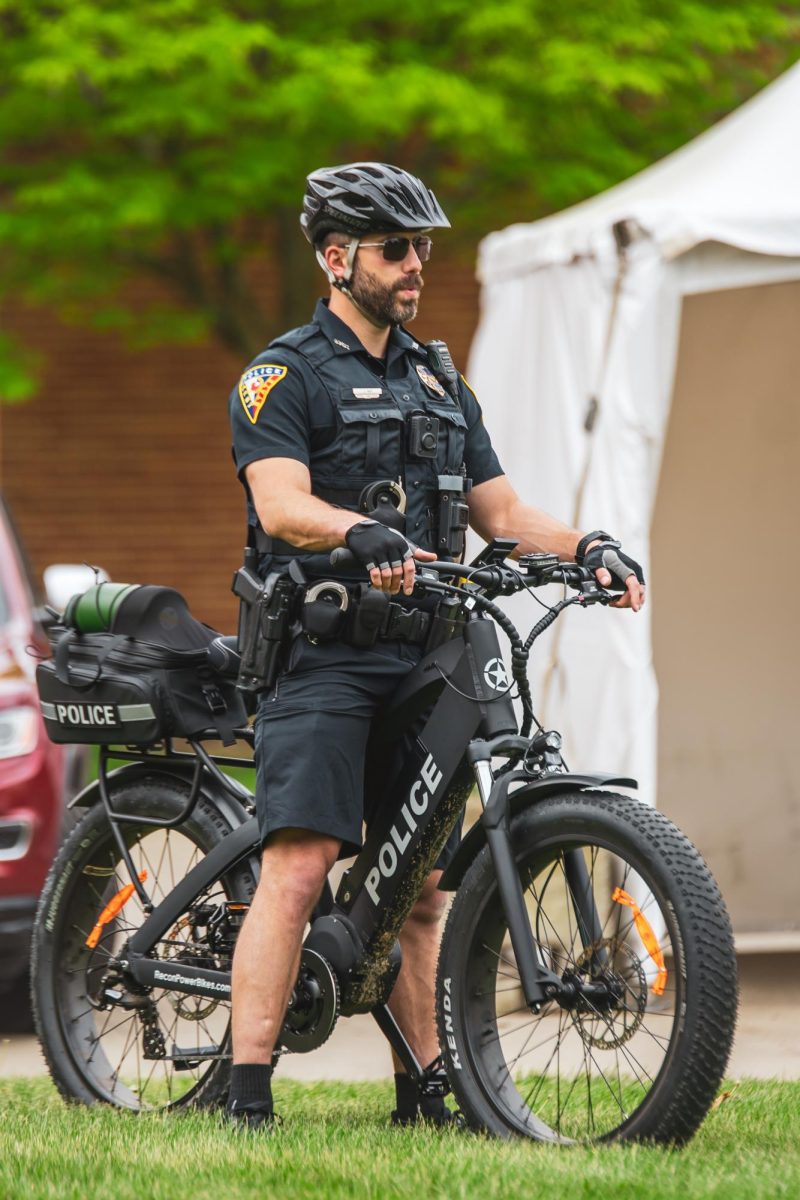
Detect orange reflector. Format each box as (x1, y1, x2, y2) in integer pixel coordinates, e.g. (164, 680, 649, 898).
(612, 886, 668, 996)
(85, 870, 148, 949)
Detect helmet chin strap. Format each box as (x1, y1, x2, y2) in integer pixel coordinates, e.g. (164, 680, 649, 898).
(316, 239, 392, 330)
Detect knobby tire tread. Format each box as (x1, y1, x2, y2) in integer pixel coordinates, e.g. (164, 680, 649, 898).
(435, 792, 738, 1145)
(31, 779, 255, 1112)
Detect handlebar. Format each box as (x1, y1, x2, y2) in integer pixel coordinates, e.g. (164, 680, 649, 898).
(328, 547, 613, 603)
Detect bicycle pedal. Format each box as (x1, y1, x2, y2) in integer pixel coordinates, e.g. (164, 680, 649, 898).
(170, 1043, 223, 1070)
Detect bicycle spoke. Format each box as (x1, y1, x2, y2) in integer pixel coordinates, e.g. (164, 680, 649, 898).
(458, 822, 693, 1143)
(47, 807, 252, 1113)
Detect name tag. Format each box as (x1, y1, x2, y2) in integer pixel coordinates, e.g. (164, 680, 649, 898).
(352, 388, 383, 399)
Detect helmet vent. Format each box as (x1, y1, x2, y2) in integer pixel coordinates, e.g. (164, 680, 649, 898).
(301, 162, 451, 244)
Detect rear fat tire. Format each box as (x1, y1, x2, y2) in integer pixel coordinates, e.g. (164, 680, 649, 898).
(436, 792, 738, 1144)
(32, 778, 256, 1111)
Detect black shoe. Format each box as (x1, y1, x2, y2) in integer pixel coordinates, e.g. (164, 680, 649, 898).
(392, 1063, 465, 1129)
(391, 1105, 466, 1128)
(225, 1100, 280, 1131)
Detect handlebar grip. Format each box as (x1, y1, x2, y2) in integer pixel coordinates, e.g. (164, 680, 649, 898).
(330, 547, 358, 568)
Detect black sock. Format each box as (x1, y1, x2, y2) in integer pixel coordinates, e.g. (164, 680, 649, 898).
(228, 1063, 273, 1112)
(394, 1072, 419, 1118)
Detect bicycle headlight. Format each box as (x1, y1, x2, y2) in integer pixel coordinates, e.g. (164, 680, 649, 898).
(0, 705, 39, 760)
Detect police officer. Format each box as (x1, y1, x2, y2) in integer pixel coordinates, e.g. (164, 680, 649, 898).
(226, 163, 645, 1128)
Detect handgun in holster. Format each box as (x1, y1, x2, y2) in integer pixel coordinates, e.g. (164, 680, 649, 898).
(232, 557, 294, 693)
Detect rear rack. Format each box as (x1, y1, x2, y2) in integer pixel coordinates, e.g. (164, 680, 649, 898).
(76, 729, 255, 910)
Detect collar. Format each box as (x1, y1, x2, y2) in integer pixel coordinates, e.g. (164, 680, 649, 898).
(313, 298, 428, 366)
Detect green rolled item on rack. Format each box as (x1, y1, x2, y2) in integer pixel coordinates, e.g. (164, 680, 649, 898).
(63, 582, 141, 633)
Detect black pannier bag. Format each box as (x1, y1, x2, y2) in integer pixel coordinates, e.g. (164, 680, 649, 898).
(36, 584, 247, 747)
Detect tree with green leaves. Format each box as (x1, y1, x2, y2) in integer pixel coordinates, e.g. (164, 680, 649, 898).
(0, 0, 798, 399)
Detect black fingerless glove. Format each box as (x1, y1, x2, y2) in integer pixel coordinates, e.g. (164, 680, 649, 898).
(582, 540, 645, 591)
(345, 520, 414, 572)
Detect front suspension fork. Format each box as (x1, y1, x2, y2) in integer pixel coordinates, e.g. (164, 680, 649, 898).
(470, 740, 606, 1008)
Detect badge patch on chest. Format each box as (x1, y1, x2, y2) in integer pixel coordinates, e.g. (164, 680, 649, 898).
(415, 364, 446, 397)
(238, 364, 288, 424)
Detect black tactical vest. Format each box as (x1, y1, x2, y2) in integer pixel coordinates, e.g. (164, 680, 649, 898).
(258, 321, 468, 576)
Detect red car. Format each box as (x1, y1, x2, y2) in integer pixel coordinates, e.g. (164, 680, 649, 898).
(0, 498, 88, 1000)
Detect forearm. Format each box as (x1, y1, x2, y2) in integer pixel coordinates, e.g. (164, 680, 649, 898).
(471, 496, 582, 561)
(471, 479, 644, 609)
(494, 500, 584, 561)
(468, 477, 602, 562)
(256, 491, 360, 551)
(244, 460, 361, 551)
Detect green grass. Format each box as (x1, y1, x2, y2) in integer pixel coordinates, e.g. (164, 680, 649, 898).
(1, 1077, 798, 1200)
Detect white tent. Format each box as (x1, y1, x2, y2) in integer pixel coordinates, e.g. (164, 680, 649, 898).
(469, 64, 800, 937)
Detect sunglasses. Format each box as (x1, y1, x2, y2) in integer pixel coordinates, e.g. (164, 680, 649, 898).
(355, 235, 433, 263)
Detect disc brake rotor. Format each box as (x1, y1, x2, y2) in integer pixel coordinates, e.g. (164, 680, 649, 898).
(570, 939, 647, 1050)
(160, 916, 220, 1021)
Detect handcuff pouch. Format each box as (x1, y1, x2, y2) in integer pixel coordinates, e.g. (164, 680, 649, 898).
(301, 581, 349, 643)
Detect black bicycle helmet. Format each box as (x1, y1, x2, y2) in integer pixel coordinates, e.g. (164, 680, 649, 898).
(301, 162, 450, 245)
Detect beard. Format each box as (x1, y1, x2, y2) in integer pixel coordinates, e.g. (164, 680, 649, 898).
(349, 258, 424, 326)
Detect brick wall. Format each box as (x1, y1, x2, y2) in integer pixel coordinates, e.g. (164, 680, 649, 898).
(0, 252, 480, 633)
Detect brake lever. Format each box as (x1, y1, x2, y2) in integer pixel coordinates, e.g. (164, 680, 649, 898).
(578, 579, 616, 605)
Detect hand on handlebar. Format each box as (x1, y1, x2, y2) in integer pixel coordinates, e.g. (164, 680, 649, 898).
(582, 542, 646, 612)
(343, 520, 436, 595)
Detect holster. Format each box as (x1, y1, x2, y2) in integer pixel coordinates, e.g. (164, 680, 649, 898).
(232, 561, 295, 692)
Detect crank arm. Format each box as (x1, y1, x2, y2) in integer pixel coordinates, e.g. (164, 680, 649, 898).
(371, 1004, 424, 1082)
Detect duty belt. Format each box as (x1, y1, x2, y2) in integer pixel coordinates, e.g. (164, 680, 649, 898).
(301, 580, 465, 651)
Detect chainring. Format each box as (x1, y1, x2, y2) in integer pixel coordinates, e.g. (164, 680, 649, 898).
(280, 948, 340, 1053)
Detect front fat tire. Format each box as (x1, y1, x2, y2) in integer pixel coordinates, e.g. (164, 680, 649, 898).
(436, 792, 738, 1145)
(32, 779, 256, 1112)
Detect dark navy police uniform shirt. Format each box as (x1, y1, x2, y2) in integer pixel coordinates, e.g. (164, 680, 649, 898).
(229, 299, 504, 572)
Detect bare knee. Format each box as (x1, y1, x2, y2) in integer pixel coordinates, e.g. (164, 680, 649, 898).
(408, 870, 447, 927)
(258, 829, 340, 916)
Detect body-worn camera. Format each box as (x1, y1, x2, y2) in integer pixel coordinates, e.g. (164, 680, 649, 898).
(407, 411, 439, 460)
(232, 564, 294, 692)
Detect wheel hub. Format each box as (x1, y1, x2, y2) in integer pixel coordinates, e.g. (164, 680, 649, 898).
(567, 939, 648, 1049)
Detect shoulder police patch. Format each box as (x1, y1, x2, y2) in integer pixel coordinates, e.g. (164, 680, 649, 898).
(238, 364, 288, 424)
(415, 363, 446, 397)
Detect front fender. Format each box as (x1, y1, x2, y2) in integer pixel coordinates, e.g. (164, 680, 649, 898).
(438, 772, 636, 892)
(67, 759, 254, 834)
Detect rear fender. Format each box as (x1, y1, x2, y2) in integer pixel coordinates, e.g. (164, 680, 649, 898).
(438, 772, 636, 892)
(67, 760, 254, 835)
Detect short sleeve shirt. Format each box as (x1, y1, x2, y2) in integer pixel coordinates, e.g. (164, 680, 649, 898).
(229, 299, 504, 499)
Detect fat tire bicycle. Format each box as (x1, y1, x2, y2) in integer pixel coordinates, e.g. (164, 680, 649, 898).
(31, 543, 738, 1143)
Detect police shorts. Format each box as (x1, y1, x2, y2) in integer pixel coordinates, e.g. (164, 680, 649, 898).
(254, 635, 464, 869)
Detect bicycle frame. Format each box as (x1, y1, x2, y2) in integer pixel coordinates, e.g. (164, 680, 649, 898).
(112, 612, 634, 1079)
